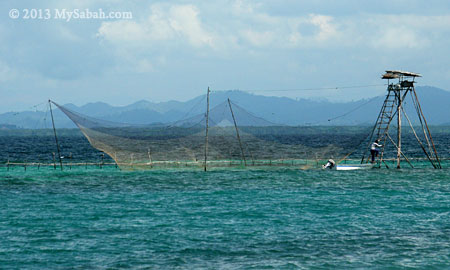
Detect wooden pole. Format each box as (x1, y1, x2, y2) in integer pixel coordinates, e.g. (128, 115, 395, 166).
(204, 87, 210, 172)
(148, 148, 153, 168)
(228, 99, 246, 166)
(412, 88, 442, 169)
(386, 133, 414, 168)
(396, 88, 402, 169)
(49, 100, 63, 171)
(114, 152, 118, 168)
(401, 106, 437, 168)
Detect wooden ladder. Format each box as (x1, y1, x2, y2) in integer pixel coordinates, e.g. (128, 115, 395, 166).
(372, 87, 397, 165)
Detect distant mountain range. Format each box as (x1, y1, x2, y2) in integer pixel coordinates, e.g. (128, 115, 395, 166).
(1, 86, 449, 129)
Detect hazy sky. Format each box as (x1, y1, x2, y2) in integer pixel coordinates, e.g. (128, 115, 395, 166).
(1, 0, 449, 112)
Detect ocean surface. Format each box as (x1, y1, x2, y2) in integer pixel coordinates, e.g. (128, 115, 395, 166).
(1, 135, 450, 269)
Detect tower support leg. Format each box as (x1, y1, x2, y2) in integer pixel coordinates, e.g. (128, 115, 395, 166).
(397, 91, 402, 169)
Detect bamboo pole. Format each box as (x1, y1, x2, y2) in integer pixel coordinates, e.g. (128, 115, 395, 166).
(228, 99, 246, 166)
(49, 100, 63, 171)
(386, 133, 413, 168)
(396, 87, 402, 169)
(148, 148, 153, 168)
(401, 106, 437, 168)
(204, 87, 210, 172)
(412, 88, 441, 169)
(378, 88, 408, 166)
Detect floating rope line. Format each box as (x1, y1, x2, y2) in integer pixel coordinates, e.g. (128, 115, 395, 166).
(211, 84, 386, 93)
(327, 95, 383, 122)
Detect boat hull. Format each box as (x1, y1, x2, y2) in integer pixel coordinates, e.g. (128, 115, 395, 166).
(336, 164, 373, 171)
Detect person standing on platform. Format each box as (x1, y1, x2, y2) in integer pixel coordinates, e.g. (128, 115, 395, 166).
(370, 139, 382, 163)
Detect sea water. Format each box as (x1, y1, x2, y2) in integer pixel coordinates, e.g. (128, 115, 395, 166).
(1, 136, 449, 269)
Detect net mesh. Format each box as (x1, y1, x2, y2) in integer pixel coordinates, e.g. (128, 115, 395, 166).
(53, 97, 372, 170)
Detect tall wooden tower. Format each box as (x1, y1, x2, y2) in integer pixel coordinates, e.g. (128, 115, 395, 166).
(362, 70, 441, 169)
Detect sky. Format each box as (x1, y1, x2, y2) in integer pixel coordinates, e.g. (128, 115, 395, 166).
(0, 0, 449, 113)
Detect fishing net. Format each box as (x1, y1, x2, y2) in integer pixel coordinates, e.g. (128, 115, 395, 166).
(52, 96, 373, 170)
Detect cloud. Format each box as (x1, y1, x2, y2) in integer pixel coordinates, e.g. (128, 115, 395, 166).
(343, 14, 450, 50)
(240, 30, 274, 47)
(372, 27, 425, 49)
(98, 20, 146, 42)
(97, 2, 343, 51)
(231, 0, 259, 15)
(227, 2, 450, 50)
(169, 5, 215, 47)
(0, 60, 16, 82)
(96, 1, 450, 53)
(286, 14, 339, 48)
(97, 4, 215, 48)
(229, 1, 340, 48)
(309, 15, 338, 42)
(93, 1, 450, 83)
(2, 0, 450, 113)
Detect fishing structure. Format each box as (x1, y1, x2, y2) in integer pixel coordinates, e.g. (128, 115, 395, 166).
(361, 70, 441, 169)
(1, 71, 445, 171)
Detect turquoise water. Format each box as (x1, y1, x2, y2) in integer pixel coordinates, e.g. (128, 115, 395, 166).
(1, 166, 449, 269)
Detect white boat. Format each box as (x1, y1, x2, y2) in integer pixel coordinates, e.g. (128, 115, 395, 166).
(336, 164, 374, 171)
